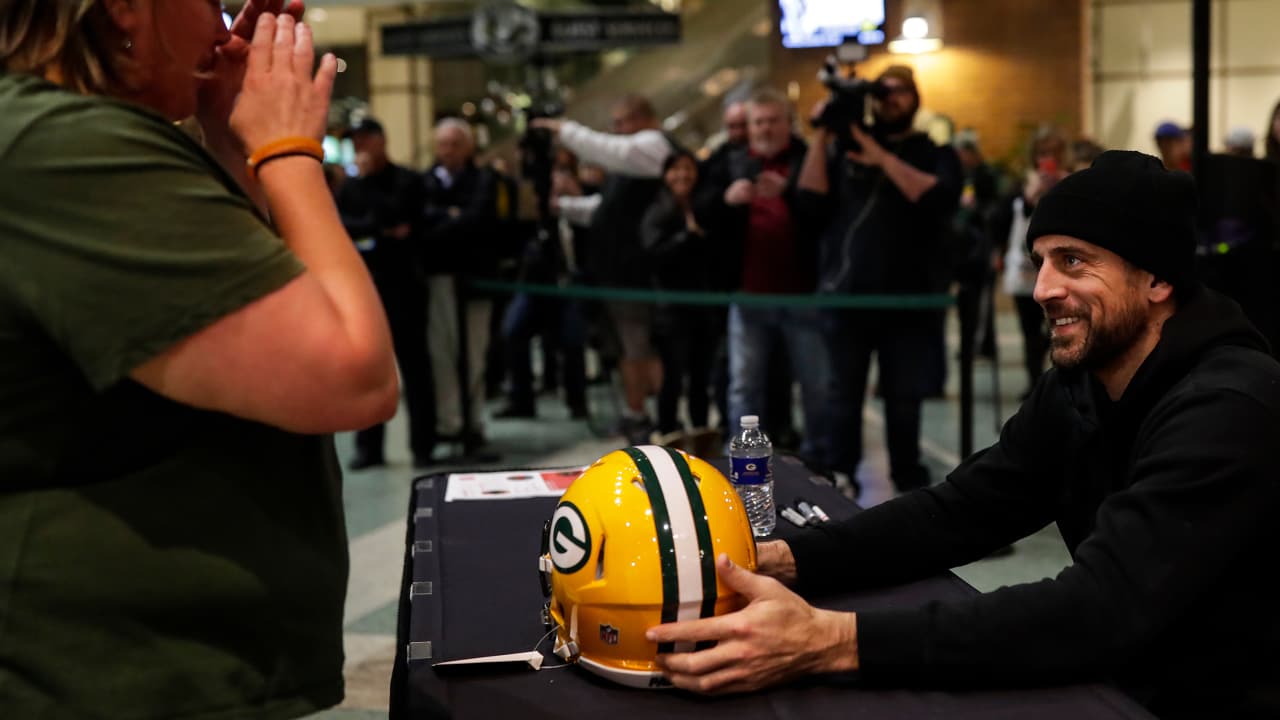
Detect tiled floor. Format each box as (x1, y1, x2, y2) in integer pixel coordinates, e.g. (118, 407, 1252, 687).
(306, 309, 1071, 719)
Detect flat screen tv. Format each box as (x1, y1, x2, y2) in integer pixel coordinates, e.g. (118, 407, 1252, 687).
(779, 0, 885, 49)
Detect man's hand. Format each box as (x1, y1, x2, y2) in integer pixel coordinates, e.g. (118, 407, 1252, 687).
(530, 118, 565, 134)
(845, 126, 889, 168)
(724, 178, 756, 206)
(808, 98, 829, 128)
(646, 554, 859, 694)
(551, 169, 583, 198)
(755, 540, 798, 586)
(755, 171, 787, 200)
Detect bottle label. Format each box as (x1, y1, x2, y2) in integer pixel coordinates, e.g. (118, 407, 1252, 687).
(730, 455, 772, 486)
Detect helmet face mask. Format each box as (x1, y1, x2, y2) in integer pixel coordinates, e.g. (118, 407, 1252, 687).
(537, 445, 757, 688)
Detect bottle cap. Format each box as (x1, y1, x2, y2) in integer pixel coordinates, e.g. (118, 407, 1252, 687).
(740, 415, 759, 428)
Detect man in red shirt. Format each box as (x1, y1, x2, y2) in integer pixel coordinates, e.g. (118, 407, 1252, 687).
(713, 87, 828, 458)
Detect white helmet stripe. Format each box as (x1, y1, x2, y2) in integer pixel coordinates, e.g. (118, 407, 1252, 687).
(636, 445, 705, 654)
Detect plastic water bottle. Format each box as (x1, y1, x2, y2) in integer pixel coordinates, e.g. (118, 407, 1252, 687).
(729, 415, 776, 537)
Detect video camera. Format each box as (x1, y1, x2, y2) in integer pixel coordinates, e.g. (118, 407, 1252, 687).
(811, 53, 887, 153)
(518, 101, 565, 207)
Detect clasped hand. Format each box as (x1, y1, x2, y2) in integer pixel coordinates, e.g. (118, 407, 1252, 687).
(197, 1, 335, 155)
(723, 171, 787, 206)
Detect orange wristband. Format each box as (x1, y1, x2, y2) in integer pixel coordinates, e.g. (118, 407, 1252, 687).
(246, 136, 324, 181)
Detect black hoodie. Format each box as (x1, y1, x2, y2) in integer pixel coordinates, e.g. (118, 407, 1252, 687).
(788, 286, 1280, 718)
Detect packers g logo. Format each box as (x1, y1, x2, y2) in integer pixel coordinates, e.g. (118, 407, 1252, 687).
(549, 502, 592, 574)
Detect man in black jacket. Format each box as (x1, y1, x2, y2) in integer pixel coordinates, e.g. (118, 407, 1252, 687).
(336, 118, 435, 469)
(422, 118, 499, 458)
(648, 151, 1280, 719)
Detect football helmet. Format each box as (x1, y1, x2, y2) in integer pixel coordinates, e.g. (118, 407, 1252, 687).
(537, 445, 757, 688)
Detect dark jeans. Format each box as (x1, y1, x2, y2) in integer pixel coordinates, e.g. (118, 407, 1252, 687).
(501, 293, 586, 410)
(356, 267, 435, 461)
(823, 309, 945, 491)
(654, 307, 718, 433)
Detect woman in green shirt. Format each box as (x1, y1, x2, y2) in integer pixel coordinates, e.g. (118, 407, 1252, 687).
(0, 1, 398, 717)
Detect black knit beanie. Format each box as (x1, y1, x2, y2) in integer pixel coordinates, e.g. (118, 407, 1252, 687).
(1026, 150, 1198, 287)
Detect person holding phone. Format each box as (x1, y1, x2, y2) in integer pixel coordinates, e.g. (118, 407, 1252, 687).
(0, 1, 397, 716)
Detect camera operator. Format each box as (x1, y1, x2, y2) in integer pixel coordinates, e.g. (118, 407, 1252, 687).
(533, 95, 678, 442)
(797, 65, 962, 495)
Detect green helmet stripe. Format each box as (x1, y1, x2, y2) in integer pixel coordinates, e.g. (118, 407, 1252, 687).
(622, 446, 680, 654)
(662, 447, 718, 627)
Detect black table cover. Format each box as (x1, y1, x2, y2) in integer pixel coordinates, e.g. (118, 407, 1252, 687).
(391, 455, 1153, 720)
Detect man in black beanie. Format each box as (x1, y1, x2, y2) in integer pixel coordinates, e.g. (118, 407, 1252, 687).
(648, 151, 1280, 719)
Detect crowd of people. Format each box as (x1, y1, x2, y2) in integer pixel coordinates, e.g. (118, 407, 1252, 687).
(320, 67, 1280, 501)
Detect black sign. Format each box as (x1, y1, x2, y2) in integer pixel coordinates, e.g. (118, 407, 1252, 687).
(380, 8, 680, 58)
(538, 11, 681, 53)
(381, 18, 473, 59)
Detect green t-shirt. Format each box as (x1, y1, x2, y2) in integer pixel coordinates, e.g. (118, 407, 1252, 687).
(0, 73, 348, 719)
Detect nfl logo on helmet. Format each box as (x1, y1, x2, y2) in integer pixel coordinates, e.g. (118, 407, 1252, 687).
(599, 624, 620, 645)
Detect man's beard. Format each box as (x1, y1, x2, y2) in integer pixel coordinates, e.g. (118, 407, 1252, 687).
(1049, 298, 1147, 371)
(875, 113, 916, 137)
(873, 105, 916, 137)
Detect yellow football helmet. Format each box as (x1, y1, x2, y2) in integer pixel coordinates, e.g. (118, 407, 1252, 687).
(537, 445, 757, 688)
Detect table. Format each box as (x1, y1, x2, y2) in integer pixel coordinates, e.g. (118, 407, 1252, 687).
(390, 455, 1153, 719)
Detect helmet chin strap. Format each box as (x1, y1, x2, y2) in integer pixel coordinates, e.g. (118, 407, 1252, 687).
(553, 604, 580, 661)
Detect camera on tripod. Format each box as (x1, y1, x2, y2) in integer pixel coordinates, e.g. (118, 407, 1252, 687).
(811, 50, 887, 153)
(519, 101, 565, 198)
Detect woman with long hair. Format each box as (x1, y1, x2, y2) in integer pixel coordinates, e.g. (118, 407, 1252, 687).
(1001, 125, 1069, 395)
(641, 150, 718, 437)
(0, 1, 397, 716)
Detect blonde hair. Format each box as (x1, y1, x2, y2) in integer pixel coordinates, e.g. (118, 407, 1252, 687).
(0, 0, 136, 95)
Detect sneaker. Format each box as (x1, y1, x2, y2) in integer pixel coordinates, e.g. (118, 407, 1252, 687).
(462, 432, 502, 463)
(494, 403, 536, 419)
(613, 416, 654, 446)
(348, 453, 385, 471)
(684, 427, 723, 459)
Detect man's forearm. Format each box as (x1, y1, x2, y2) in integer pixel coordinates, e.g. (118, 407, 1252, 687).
(558, 193, 601, 226)
(815, 610, 860, 673)
(879, 151, 938, 204)
(559, 121, 668, 178)
(798, 130, 832, 194)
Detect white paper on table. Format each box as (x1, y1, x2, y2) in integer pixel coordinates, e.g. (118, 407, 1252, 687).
(433, 650, 545, 670)
(444, 467, 585, 502)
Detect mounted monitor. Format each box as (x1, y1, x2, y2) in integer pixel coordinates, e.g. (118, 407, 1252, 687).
(779, 0, 885, 49)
